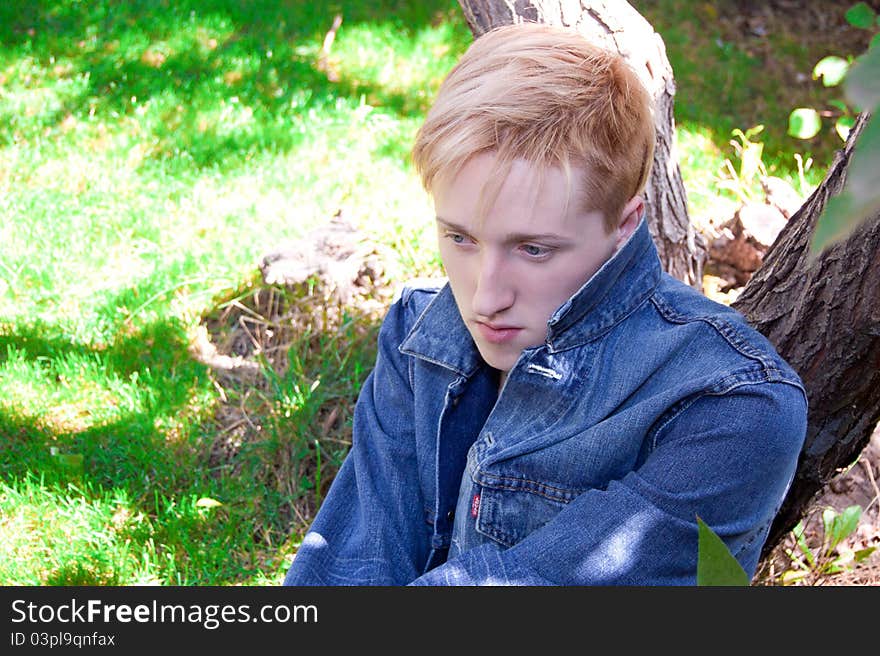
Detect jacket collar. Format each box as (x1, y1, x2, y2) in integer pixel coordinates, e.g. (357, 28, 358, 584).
(399, 217, 662, 373)
(398, 282, 483, 377)
(545, 216, 661, 351)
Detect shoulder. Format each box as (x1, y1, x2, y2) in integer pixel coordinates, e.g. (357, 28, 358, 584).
(644, 273, 804, 390)
(377, 277, 448, 344)
(388, 277, 447, 326)
(392, 277, 447, 310)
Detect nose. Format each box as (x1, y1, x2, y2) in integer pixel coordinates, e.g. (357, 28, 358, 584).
(471, 251, 514, 319)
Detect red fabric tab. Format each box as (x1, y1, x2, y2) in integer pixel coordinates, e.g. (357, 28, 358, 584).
(470, 493, 481, 518)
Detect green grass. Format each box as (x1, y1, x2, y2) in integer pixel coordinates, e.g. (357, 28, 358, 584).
(639, 0, 874, 218)
(0, 0, 463, 586)
(0, 0, 870, 585)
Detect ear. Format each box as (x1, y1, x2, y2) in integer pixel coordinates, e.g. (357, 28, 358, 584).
(616, 196, 645, 249)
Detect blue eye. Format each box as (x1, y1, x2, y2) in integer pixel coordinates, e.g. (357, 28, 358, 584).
(445, 232, 472, 246)
(521, 244, 550, 258)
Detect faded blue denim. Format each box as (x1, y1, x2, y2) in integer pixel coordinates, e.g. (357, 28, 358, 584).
(282, 218, 807, 585)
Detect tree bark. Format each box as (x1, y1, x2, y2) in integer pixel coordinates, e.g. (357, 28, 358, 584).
(733, 111, 880, 557)
(456, 0, 706, 288)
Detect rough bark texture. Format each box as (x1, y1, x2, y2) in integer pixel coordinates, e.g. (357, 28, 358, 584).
(456, 0, 706, 288)
(733, 111, 880, 557)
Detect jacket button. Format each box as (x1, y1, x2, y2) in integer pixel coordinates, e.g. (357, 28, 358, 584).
(446, 510, 455, 522)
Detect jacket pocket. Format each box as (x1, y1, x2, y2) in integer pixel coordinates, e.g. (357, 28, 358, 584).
(474, 484, 571, 548)
(472, 424, 646, 548)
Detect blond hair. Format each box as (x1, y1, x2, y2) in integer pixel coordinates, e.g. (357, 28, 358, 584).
(411, 22, 655, 231)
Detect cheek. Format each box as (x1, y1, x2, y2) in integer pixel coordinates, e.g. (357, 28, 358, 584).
(520, 265, 588, 316)
(522, 282, 567, 324)
(438, 241, 464, 274)
(437, 245, 472, 294)
(437, 241, 455, 277)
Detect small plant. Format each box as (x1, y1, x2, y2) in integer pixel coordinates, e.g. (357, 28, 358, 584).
(788, 2, 879, 142)
(717, 124, 767, 204)
(793, 152, 815, 199)
(781, 505, 876, 585)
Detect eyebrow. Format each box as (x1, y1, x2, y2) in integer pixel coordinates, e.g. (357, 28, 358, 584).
(435, 217, 572, 244)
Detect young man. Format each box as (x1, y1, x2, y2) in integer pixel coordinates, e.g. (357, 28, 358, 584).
(282, 23, 807, 585)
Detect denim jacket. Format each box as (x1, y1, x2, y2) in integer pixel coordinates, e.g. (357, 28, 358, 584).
(282, 219, 807, 585)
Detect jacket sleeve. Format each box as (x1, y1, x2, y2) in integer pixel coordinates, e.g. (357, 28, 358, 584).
(282, 295, 429, 585)
(409, 381, 807, 585)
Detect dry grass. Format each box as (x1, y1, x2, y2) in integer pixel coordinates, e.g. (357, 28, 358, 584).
(189, 218, 395, 540)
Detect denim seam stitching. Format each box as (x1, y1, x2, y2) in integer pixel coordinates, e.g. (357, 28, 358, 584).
(648, 394, 703, 452)
(648, 378, 797, 451)
(476, 471, 584, 502)
(401, 351, 474, 378)
(733, 516, 771, 558)
(707, 372, 806, 397)
(649, 294, 776, 369)
(706, 369, 778, 395)
(478, 523, 516, 548)
(546, 294, 652, 353)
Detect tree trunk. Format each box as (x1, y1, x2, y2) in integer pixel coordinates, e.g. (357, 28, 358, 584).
(456, 0, 706, 288)
(733, 111, 880, 557)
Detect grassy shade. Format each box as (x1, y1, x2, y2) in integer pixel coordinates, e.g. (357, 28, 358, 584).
(0, 0, 463, 585)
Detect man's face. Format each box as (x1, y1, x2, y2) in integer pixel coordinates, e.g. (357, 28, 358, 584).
(434, 152, 631, 373)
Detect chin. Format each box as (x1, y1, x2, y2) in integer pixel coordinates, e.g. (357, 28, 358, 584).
(475, 345, 520, 372)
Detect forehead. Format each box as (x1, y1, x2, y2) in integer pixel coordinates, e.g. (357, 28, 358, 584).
(433, 153, 589, 234)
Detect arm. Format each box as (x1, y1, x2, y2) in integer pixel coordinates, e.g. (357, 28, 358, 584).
(283, 297, 429, 585)
(410, 382, 807, 585)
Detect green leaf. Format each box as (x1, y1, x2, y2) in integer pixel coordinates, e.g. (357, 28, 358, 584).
(788, 108, 822, 139)
(813, 56, 849, 87)
(813, 192, 880, 253)
(837, 505, 863, 542)
(822, 505, 861, 551)
(793, 521, 816, 566)
(836, 115, 855, 141)
(781, 569, 807, 584)
(812, 113, 880, 253)
(696, 516, 750, 586)
(845, 43, 880, 111)
(743, 124, 764, 141)
(845, 2, 876, 29)
(823, 510, 843, 553)
(822, 507, 837, 535)
(872, 32, 880, 51)
(854, 546, 877, 562)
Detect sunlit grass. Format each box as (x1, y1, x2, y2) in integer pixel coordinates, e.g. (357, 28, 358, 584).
(676, 121, 824, 224)
(0, 0, 465, 586)
(0, 474, 266, 585)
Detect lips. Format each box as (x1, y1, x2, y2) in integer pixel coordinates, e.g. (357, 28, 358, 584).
(474, 321, 522, 345)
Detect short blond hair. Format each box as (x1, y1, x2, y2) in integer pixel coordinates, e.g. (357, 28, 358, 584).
(411, 22, 655, 231)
